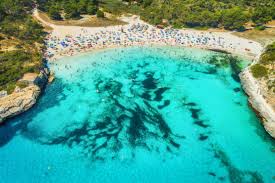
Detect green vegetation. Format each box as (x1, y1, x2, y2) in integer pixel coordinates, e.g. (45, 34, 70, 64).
(0, 0, 46, 93)
(100, 0, 129, 15)
(254, 25, 266, 31)
(37, 0, 99, 20)
(101, 0, 275, 31)
(36, 0, 275, 31)
(260, 42, 275, 65)
(96, 10, 105, 18)
(0, 50, 40, 93)
(48, 6, 62, 20)
(251, 7, 273, 26)
(251, 64, 268, 78)
(0, 0, 274, 94)
(1, 17, 45, 43)
(251, 42, 275, 93)
(17, 80, 29, 89)
(222, 7, 248, 31)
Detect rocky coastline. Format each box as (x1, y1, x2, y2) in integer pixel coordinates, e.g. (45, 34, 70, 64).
(240, 71, 275, 138)
(0, 68, 49, 123)
(0, 12, 274, 138)
(0, 48, 274, 139)
(240, 52, 275, 139)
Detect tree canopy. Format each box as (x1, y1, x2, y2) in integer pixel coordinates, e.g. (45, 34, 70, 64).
(34, 0, 275, 30)
(102, 0, 275, 30)
(0, 0, 46, 92)
(37, 0, 99, 20)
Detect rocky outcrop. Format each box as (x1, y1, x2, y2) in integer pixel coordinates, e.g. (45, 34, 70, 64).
(19, 68, 49, 89)
(0, 69, 49, 123)
(0, 85, 40, 123)
(0, 91, 7, 98)
(240, 68, 275, 138)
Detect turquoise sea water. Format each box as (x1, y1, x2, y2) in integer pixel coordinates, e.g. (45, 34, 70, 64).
(0, 46, 274, 183)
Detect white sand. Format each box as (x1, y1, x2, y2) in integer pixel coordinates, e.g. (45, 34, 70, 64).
(33, 9, 262, 61)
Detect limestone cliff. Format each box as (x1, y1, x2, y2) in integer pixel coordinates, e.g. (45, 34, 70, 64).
(240, 68, 275, 139)
(0, 85, 40, 123)
(0, 69, 49, 123)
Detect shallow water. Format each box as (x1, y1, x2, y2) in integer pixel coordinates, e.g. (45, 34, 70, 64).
(0, 46, 274, 183)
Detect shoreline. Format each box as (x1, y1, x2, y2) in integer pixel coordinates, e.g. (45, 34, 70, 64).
(240, 52, 275, 138)
(47, 42, 257, 64)
(0, 69, 49, 123)
(1, 12, 274, 139)
(42, 15, 273, 137)
(48, 43, 275, 139)
(39, 9, 262, 62)
(45, 29, 262, 62)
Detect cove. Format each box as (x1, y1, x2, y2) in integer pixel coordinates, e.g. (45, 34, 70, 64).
(0, 46, 274, 183)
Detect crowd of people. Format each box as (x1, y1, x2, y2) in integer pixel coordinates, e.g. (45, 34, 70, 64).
(44, 21, 255, 61)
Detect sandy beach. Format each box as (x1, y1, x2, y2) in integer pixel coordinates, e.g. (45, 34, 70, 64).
(34, 9, 275, 138)
(33, 10, 263, 61)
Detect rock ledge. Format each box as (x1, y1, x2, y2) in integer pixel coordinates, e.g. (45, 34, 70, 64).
(240, 69, 275, 138)
(0, 70, 48, 123)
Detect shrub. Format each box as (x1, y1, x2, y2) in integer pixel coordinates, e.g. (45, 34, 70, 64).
(64, 4, 81, 19)
(96, 10, 105, 18)
(48, 7, 62, 20)
(250, 64, 268, 78)
(255, 25, 266, 31)
(222, 7, 249, 31)
(0, 50, 38, 92)
(5, 84, 16, 94)
(260, 42, 275, 65)
(17, 81, 29, 89)
(86, 4, 97, 15)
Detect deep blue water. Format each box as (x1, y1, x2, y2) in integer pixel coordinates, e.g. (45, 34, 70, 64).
(0, 46, 274, 183)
